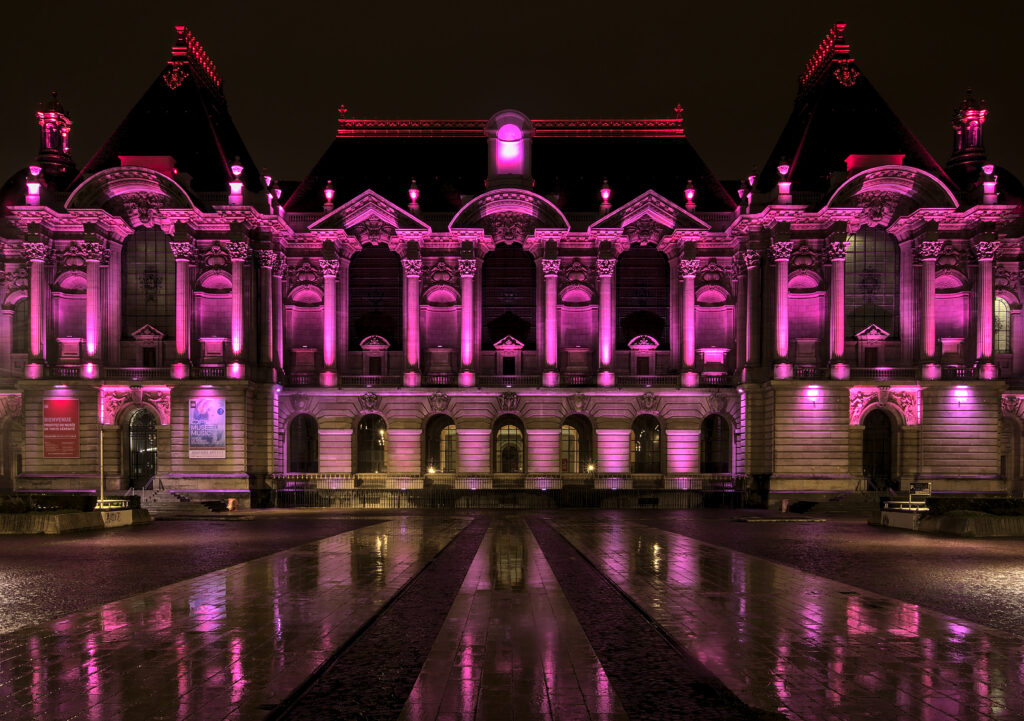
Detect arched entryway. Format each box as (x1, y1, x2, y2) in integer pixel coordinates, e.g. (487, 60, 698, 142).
(560, 414, 594, 473)
(630, 415, 661, 474)
(862, 409, 895, 492)
(287, 414, 319, 473)
(424, 414, 457, 474)
(356, 414, 387, 473)
(699, 414, 731, 473)
(124, 407, 158, 489)
(492, 415, 525, 474)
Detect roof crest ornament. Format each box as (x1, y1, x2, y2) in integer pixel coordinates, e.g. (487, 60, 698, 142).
(800, 22, 855, 91)
(169, 26, 221, 90)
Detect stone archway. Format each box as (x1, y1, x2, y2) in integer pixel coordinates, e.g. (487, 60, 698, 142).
(862, 409, 896, 492)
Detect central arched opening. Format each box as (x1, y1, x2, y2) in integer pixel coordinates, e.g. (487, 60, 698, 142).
(125, 407, 158, 489)
(862, 409, 895, 492)
(699, 414, 732, 473)
(287, 414, 319, 473)
(356, 414, 387, 474)
(560, 414, 594, 474)
(424, 414, 457, 474)
(630, 415, 661, 474)
(492, 414, 525, 474)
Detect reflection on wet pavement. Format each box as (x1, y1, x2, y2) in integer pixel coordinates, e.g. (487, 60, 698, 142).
(401, 515, 627, 721)
(0, 516, 468, 721)
(549, 516, 1024, 720)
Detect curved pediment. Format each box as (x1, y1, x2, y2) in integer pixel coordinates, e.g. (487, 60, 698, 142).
(450, 188, 569, 240)
(826, 165, 958, 225)
(66, 166, 196, 226)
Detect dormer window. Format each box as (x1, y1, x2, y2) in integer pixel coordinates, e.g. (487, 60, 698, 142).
(493, 335, 524, 378)
(628, 335, 659, 376)
(360, 335, 391, 376)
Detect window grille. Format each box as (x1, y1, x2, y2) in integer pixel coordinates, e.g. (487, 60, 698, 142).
(844, 228, 899, 338)
(995, 297, 1011, 354)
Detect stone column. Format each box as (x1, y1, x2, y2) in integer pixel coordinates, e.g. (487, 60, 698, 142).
(104, 242, 121, 366)
(402, 258, 422, 387)
(319, 258, 339, 386)
(679, 258, 702, 387)
(731, 257, 746, 379)
(596, 257, 616, 387)
(743, 250, 761, 371)
(226, 240, 249, 362)
(255, 251, 276, 370)
(458, 258, 477, 387)
(541, 258, 560, 387)
(975, 235, 1000, 379)
(23, 240, 48, 375)
(826, 234, 849, 379)
(337, 256, 350, 377)
(919, 238, 942, 380)
(169, 238, 195, 378)
(273, 254, 285, 374)
(771, 237, 793, 378)
(82, 241, 103, 372)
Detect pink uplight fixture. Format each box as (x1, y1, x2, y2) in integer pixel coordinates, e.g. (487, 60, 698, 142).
(600, 178, 611, 203)
(230, 162, 243, 178)
(747, 173, 756, 188)
(228, 362, 243, 379)
(28, 165, 41, 177)
(982, 164, 995, 176)
(83, 362, 97, 379)
(408, 178, 419, 204)
(684, 180, 696, 204)
(777, 162, 790, 177)
(323, 180, 335, 203)
(495, 123, 524, 174)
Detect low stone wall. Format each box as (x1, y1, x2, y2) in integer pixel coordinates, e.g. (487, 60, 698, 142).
(0, 508, 151, 534)
(919, 514, 1024, 537)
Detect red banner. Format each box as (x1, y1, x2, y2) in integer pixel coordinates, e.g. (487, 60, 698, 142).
(43, 398, 79, 458)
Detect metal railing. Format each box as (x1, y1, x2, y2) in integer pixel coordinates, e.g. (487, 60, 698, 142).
(560, 372, 596, 386)
(288, 371, 317, 386)
(942, 365, 977, 380)
(271, 472, 745, 492)
(193, 365, 226, 379)
(478, 375, 541, 388)
(794, 365, 827, 379)
(423, 372, 456, 387)
(105, 367, 170, 381)
(51, 365, 82, 378)
(339, 374, 403, 387)
(619, 374, 678, 388)
(849, 367, 917, 381)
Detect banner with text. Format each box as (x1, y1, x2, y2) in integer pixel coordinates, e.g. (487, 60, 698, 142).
(188, 398, 226, 459)
(43, 397, 79, 458)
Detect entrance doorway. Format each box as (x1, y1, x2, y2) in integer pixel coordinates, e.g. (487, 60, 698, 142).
(126, 408, 158, 489)
(862, 409, 895, 492)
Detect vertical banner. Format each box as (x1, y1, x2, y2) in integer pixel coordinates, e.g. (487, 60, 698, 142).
(43, 398, 79, 458)
(189, 398, 226, 458)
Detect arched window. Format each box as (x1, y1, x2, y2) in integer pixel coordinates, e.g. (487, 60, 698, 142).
(630, 415, 661, 474)
(125, 407, 158, 489)
(11, 299, 28, 354)
(493, 414, 525, 473)
(287, 414, 319, 473)
(560, 414, 594, 473)
(349, 245, 402, 350)
(699, 414, 731, 473)
(122, 229, 176, 339)
(995, 297, 1012, 354)
(616, 246, 670, 349)
(845, 228, 899, 338)
(356, 414, 387, 473)
(424, 414, 457, 474)
(482, 244, 536, 349)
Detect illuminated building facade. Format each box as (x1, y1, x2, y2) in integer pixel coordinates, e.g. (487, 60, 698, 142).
(0, 24, 1021, 504)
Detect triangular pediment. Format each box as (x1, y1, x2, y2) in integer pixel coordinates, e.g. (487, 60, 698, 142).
(309, 189, 429, 232)
(855, 324, 890, 341)
(589, 190, 710, 233)
(131, 324, 165, 340)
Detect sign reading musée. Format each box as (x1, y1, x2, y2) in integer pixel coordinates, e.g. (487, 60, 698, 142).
(189, 398, 226, 459)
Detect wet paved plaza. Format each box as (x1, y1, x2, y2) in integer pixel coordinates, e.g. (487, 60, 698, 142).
(1, 510, 1023, 719)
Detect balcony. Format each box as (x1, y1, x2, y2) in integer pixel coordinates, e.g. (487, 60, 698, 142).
(338, 374, 402, 388)
(560, 372, 596, 386)
(422, 372, 456, 387)
(105, 367, 171, 381)
(619, 374, 678, 388)
(942, 365, 977, 380)
(479, 375, 541, 388)
(849, 367, 917, 381)
(288, 371, 317, 386)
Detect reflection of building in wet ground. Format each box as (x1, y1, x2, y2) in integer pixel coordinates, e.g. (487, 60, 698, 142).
(0, 513, 1021, 719)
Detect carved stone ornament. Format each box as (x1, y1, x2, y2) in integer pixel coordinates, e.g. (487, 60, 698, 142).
(100, 388, 133, 425)
(742, 249, 761, 269)
(56, 242, 87, 273)
(141, 388, 172, 425)
(201, 243, 231, 272)
(0, 393, 22, 419)
(708, 391, 726, 413)
(917, 239, 944, 261)
(770, 241, 794, 262)
(287, 260, 323, 290)
(255, 249, 276, 268)
(790, 243, 820, 272)
(225, 241, 250, 261)
(1002, 395, 1024, 420)
(458, 258, 477, 277)
(974, 239, 1001, 260)
(484, 212, 530, 245)
(570, 392, 588, 413)
(995, 265, 1015, 292)
(849, 386, 921, 426)
(428, 392, 451, 414)
(80, 241, 104, 262)
(729, 255, 746, 280)
(1, 267, 28, 293)
(623, 216, 668, 246)
(359, 392, 381, 413)
(596, 258, 617, 276)
(402, 258, 422, 277)
(292, 395, 308, 412)
(22, 242, 48, 263)
(637, 392, 658, 412)
(678, 259, 703, 278)
(498, 391, 520, 412)
(427, 260, 455, 286)
(115, 192, 166, 227)
(858, 191, 902, 225)
(319, 258, 341, 276)
(541, 258, 561, 276)
(352, 217, 394, 246)
(169, 241, 196, 262)
(825, 236, 849, 261)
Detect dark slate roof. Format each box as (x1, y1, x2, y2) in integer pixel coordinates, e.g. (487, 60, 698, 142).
(758, 24, 952, 195)
(75, 26, 260, 194)
(285, 116, 735, 215)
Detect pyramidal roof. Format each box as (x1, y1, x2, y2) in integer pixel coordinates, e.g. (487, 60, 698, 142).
(76, 26, 260, 193)
(758, 24, 951, 195)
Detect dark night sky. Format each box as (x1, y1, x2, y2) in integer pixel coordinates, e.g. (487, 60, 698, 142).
(2, 2, 1021, 190)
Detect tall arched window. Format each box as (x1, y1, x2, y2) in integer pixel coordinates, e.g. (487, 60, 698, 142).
(630, 415, 661, 474)
(125, 407, 158, 489)
(287, 414, 319, 473)
(493, 414, 525, 473)
(122, 229, 176, 339)
(699, 414, 731, 473)
(616, 246, 670, 349)
(481, 244, 536, 349)
(560, 414, 594, 473)
(356, 414, 387, 473)
(349, 245, 402, 350)
(11, 299, 28, 354)
(424, 414, 457, 473)
(995, 297, 1012, 354)
(845, 228, 899, 338)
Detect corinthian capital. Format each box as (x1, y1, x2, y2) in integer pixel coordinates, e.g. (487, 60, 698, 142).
(770, 241, 793, 262)
(974, 239, 1001, 260)
(169, 241, 196, 262)
(742, 249, 761, 269)
(319, 258, 341, 276)
(22, 241, 48, 262)
(225, 241, 250, 260)
(81, 241, 105, 262)
(541, 258, 561, 276)
(918, 240, 943, 261)
(256, 249, 277, 268)
(678, 259, 703, 278)
(825, 237, 849, 261)
(596, 258, 617, 276)
(458, 258, 477, 277)
(402, 258, 422, 277)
